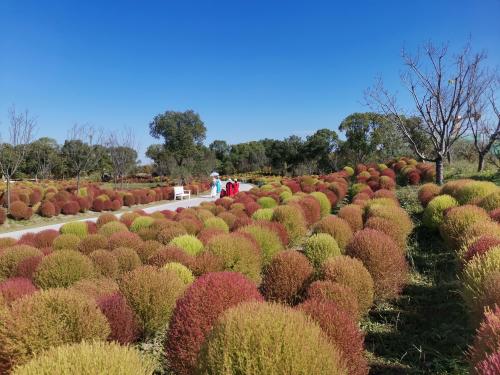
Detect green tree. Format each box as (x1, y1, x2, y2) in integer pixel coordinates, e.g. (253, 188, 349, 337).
(149, 110, 206, 181)
(23, 137, 62, 180)
(303, 129, 339, 173)
(146, 144, 170, 178)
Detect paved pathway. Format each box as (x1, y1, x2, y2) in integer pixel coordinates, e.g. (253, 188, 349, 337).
(0, 182, 252, 239)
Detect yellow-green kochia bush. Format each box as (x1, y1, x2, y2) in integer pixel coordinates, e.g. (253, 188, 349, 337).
(0, 289, 110, 371)
(162, 262, 195, 285)
(196, 302, 347, 374)
(422, 195, 459, 230)
(203, 217, 229, 233)
(251, 208, 274, 221)
(272, 205, 307, 247)
(169, 235, 204, 256)
(238, 224, 284, 266)
(303, 233, 341, 269)
(257, 196, 278, 209)
(461, 246, 500, 313)
(11, 341, 156, 375)
(310, 191, 331, 217)
(0, 246, 43, 282)
(455, 181, 498, 205)
(59, 222, 88, 239)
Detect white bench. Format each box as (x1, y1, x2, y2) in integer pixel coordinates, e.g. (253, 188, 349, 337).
(174, 186, 191, 200)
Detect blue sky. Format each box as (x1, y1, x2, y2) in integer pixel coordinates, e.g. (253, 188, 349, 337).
(1, 0, 499, 162)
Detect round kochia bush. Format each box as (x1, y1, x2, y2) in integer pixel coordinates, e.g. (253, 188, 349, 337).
(98, 221, 129, 237)
(346, 229, 408, 302)
(169, 235, 204, 256)
(52, 234, 81, 250)
(89, 250, 119, 278)
(205, 233, 262, 283)
(422, 194, 459, 230)
(298, 299, 368, 375)
(321, 255, 374, 316)
(479, 190, 500, 212)
(303, 233, 341, 269)
(456, 181, 498, 205)
(196, 302, 347, 375)
(112, 247, 141, 274)
(461, 246, 500, 312)
(0, 289, 110, 370)
(307, 280, 359, 319)
(310, 191, 332, 217)
(165, 272, 263, 375)
(59, 221, 88, 238)
(0, 277, 37, 305)
(260, 250, 313, 305)
(338, 204, 364, 232)
(473, 352, 500, 375)
(119, 265, 186, 336)
(238, 224, 283, 266)
(203, 217, 229, 232)
(251, 208, 274, 221)
(130, 216, 155, 233)
(439, 205, 491, 250)
(313, 215, 353, 252)
(468, 306, 500, 372)
(34, 250, 95, 289)
(272, 205, 307, 246)
(11, 341, 156, 375)
(162, 262, 195, 284)
(257, 196, 278, 208)
(0, 246, 42, 281)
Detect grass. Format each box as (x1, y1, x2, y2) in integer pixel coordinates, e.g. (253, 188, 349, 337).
(363, 186, 472, 374)
(444, 159, 500, 185)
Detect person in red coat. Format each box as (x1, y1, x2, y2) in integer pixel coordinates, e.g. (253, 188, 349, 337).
(226, 179, 233, 197)
(234, 179, 240, 194)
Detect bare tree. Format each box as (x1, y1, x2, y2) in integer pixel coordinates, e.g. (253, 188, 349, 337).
(367, 42, 490, 184)
(468, 80, 500, 171)
(0, 106, 36, 211)
(106, 128, 138, 189)
(61, 124, 102, 193)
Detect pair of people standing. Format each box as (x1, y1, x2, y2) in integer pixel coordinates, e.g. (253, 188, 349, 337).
(210, 177, 222, 198)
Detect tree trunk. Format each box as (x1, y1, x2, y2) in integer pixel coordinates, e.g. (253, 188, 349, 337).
(76, 173, 81, 194)
(6, 176, 11, 212)
(446, 151, 451, 164)
(435, 157, 444, 185)
(477, 153, 486, 172)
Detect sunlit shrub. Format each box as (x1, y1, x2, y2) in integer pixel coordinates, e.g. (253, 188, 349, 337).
(205, 233, 262, 283)
(257, 196, 278, 209)
(271, 205, 307, 246)
(96, 212, 118, 228)
(157, 223, 187, 244)
(456, 181, 498, 205)
(61, 201, 80, 215)
(119, 265, 186, 336)
(60, 221, 88, 239)
(135, 240, 162, 263)
(364, 216, 407, 250)
(70, 277, 119, 300)
(162, 262, 195, 284)
(89, 250, 119, 278)
(260, 250, 313, 305)
(346, 229, 408, 301)
(98, 221, 129, 237)
(252, 208, 274, 221)
(203, 217, 229, 233)
(0, 246, 42, 281)
(468, 306, 500, 372)
(112, 247, 141, 274)
(479, 190, 500, 212)
(238, 224, 283, 266)
(298, 299, 368, 375)
(108, 231, 142, 250)
(365, 204, 413, 239)
(169, 235, 204, 256)
(33, 230, 58, 249)
(97, 292, 141, 344)
(34, 250, 95, 288)
(10, 201, 32, 220)
(312, 215, 353, 252)
(422, 194, 459, 230)
(0, 288, 110, 370)
(39, 201, 55, 218)
(321, 255, 374, 316)
(310, 191, 331, 217)
(196, 302, 346, 374)
(303, 233, 341, 269)
(472, 272, 500, 326)
(130, 216, 155, 233)
(473, 351, 500, 375)
(165, 272, 263, 375)
(440, 205, 491, 250)
(307, 280, 359, 319)
(338, 204, 364, 232)
(11, 341, 155, 375)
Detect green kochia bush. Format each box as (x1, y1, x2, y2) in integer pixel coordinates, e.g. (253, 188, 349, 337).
(422, 195, 459, 230)
(34, 250, 96, 289)
(162, 262, 195, 285)
(52, 234, 81, 250)
(272, 205, 307, 247)
(169, 235, 204, 256)
(310, 191, 332, 217)
(456, 181, 498, 205)
(257, 196, 278, 209)
(0, 289, 110, 371)
(59, 222, 88, 239)
(238, 224, 283, 266)
(251, 208, 274, 221)
(313, 216, 353, 252)
(196, 301, 347, 374)
(0, 246, 43, 282)
(11, 341, 156, 375)
(130, 216, 155, 233)
(203, 217, 229, 233)
(119, 266, 186, 336)
(303, 233, 341, 269)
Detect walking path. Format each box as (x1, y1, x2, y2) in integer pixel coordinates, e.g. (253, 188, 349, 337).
(0, 182, 253, 239)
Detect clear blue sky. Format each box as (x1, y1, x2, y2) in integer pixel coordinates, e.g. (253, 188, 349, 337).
(1, 0, 499, 162)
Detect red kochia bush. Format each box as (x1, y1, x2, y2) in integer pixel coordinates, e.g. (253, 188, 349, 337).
(306, 280, 359, 319)
(260, 250, 313, 305)
(463, 236, 500, 265)
(346, 229, 408, 302)
(0, 208, 6, 225)
(165, 272, 263, 375)
(9, 201, 32, 220)
(61, 201, 80, 215)
(33, 230, 59, 249)
(97, 292, 141, 344)
(468, 306, 500, 372)
(298, 299, 368, 375)
(474, 351, 500, 375)
(0, 277, 37, 304)
(14, 255, 43, 279)
(338, 204, 364, 232)
(147, 245, 195, 268)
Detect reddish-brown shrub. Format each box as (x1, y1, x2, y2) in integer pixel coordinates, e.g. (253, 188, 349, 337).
(178, 218, 203, 235)
(147, 245, 195, 268)
(123, 194, 135, 207)
(96, 213, 118, 228)
(306, 280, 359, 319)
(418, 183, 441, 207)
(157, 223, 188, 245)
(135, 240, 162, 263)
(296, 197, 321, 226)
(298, 299, 368, 375)
(17, 233, 36, 247)
(111, 199, 122, 211)
(0, 208, 6, 225)
(191, 251, 224, 276)
(165, 272, 263, 375)
(197, 228, 225, 245)
(33, 230, 59, 249)
(260, 250, 313, 305)
(89, 250, 119, 278)
(112, 247, 141, 274)
(108, 231, 142, 250)
(346, 229, 408, 301)
(338, 204, 364, 232)
(92, 199, 104, 212)
(313, 215, 353, 251)
(77, 234, 109, 255)
(490, 208, 500, 223)
(474, 351, 500, 375)
(468, 306, 500, 371)
(14, 255, 43, 279)
(9, 201, 32, 220)
(61, 201, 80, 215)
(364, 216, 407, 250)
(97, 292, 141, 344)
(463, 236, 500, 264)
(0, 277, 37, 304)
